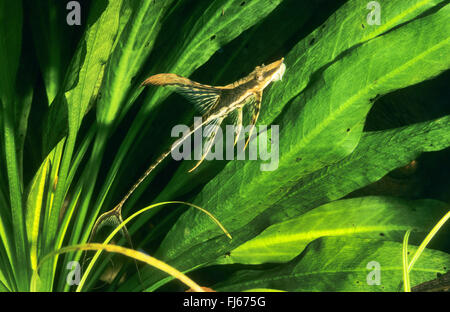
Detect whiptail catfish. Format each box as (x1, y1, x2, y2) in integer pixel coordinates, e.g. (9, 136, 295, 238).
(88, 58, 286, 251)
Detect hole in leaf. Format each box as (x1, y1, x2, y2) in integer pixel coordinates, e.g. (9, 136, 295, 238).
(379, 233, 385, 236)
(240, 1, 246, 6)
(309, 38, 315, 46)
(210, 35, 216, 40)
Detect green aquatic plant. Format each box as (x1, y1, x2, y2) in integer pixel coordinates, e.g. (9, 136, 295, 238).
(0, 0, 449, 292)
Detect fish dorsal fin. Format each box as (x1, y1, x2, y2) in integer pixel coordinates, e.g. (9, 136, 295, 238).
(142, 73, 221, 113)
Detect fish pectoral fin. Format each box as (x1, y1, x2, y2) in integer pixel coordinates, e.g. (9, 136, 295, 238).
(177, 86, 221, 114)
(142, 73, 221, 114)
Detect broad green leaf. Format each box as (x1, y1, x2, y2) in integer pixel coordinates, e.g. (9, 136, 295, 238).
(41, 0, 131, 153)
(48, 0, 125, 228)
(266, 115, 450, 223)
(116, 0, 445, 215)
(261, 0, 450, 125)
(155, 3, 450, 271)
(220, 197, 449, 264)
(214, 237, 450, 292)
(170, 115, 450, 287)
(64, 0, 124, 133)
(153, 115, 450, 260)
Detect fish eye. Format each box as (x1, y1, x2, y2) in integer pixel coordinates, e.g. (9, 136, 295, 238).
(257, 73, 264, 81)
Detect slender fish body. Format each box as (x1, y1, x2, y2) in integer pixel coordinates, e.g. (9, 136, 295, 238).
(89, 58, 286, 248)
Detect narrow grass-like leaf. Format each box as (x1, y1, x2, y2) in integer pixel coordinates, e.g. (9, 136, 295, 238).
(68, 0, 177, 264)
(403, 229, 413, 292)
(26, 157, 50, 270)
(27, 0, 78, 104)
(243, 288, 285, 292)
(0, 279, 10, 292)
(0, 0, 30, 291)
(39, 244, 205, 292)
(0, 181, 13, 276)
(13, 36, 36, 183)
(41, 0, 126, 291)
(408, 211, 450, 272)
(0, 1, 22, 99)
(79, 201, 230, 291)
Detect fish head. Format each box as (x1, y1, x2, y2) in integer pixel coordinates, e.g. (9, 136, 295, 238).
(253, 57, 286, 89)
